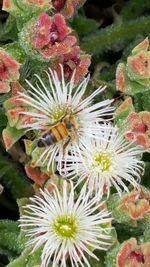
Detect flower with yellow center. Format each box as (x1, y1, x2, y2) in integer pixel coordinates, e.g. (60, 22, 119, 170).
(17, 67, 114, 171)
(59, 124, 144, 197)
(19, 181, 112, 267)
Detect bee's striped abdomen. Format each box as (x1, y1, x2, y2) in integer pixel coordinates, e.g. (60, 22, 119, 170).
(37, 122, 69, 147)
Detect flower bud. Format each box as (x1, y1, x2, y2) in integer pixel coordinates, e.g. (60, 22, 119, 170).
(19, 13, 77, 61)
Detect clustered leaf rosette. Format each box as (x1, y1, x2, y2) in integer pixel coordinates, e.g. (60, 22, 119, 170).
(60, 124, 144, 198)
(19, 13, 77, 62)
(19, 181, 114, 267)
(108, 187, 150, 227)
(52, 46, 91, 85)
(114, 97, 150, 151)
(0, 49, 21, 93)
(105, 238, 150, 267)
(116, 38, 150, 95)
(2, 0, 52, 17)
(52, 0, 86, 18)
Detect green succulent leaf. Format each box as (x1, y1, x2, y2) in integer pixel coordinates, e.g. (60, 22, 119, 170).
(0, 150, 33, 199)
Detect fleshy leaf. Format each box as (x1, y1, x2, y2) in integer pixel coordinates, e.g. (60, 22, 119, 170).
(2, 126, 24, 151)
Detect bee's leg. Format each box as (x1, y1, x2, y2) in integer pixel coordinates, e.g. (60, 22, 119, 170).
(63, 137, 71, 155)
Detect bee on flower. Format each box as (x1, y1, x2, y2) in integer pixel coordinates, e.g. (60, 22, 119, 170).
(19, 181, 113, 267)
(16, 66, 114, 171)
(59, 124, 144, 198)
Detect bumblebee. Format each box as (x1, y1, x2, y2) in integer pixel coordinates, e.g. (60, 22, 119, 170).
(37, 114, 78, 148)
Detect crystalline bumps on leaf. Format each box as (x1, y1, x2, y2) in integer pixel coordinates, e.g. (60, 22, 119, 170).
(19, 13, 77, 61)
(40, 13, 77, 58)
(116, 63, 129, 93)
(3, 0, 51, 15)
(117, 238, 150, 267)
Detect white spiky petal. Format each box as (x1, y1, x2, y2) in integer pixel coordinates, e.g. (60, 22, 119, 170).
(60, 124, 144, 197)
(19, 181, 112, 267)
(17, 67, 114, 170)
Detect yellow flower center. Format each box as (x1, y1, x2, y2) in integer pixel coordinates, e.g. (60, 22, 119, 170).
(94, 152, 112, 172)
(53, 215, 78, 239)
(52, 106, 67, 122)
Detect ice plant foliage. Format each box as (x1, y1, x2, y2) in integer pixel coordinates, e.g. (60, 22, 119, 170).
(61, 124, 144, 197)
(52, 46, 91, 85)
(19, 181, 112, 267)
(116, 38, 150, 95)
(118, 188, 150, 220)
(19, 13, 77, 61)
(17, 67, 114, 170)
(0, 49, 20, 93)
(1, 0, 150, 265)
(2, 0, 52, 15)
(52, 0, 86, 18)
(117, 238, 150, 267)
(34, 13, 76, 58)
(125, 111, 150, 151)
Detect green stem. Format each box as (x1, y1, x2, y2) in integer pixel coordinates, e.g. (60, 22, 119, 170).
(81, 16, 150, 55)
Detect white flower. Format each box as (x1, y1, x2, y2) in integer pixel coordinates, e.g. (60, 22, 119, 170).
(60, 124, 144, 197)
(19, 181, 112, 267)
(17, 67, 114, 170)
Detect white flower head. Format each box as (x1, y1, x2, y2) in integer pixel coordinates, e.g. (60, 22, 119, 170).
(17, 67, 114, 170)
(19, 181, 112, 267)
(60, 124, 144, 198)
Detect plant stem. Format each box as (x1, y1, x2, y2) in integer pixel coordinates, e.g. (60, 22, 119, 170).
(81, 16, 150, 55)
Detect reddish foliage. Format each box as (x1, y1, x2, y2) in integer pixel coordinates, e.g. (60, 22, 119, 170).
(52, 46, 91, 84)
(117, 238, 150, 267)
(0, 50, 20, 93)
(33, 13, 77, 59)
